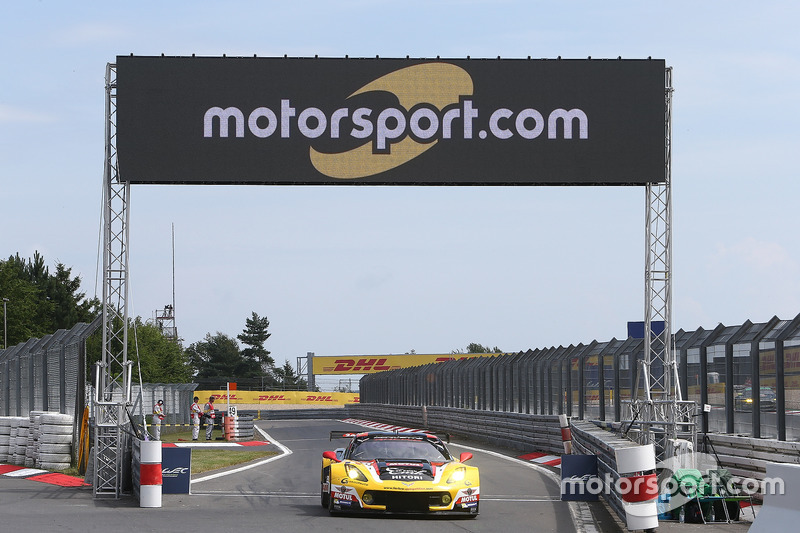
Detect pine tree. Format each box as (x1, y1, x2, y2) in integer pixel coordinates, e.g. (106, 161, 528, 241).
(237, 312, 274, 369)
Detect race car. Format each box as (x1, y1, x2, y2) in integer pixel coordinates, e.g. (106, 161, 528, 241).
(321, 431, 479, 517)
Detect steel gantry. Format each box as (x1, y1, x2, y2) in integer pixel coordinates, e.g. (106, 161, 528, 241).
(627, 67, 697, 458)
(94, 62, 133, 498)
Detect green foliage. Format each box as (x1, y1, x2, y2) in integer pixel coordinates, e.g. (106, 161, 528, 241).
(85, 316, 193, 384)
(453, 342, 503, 354)
(129, 318, 192, 382)
(273, 359, 307, 390)
(188, 332, 262, 379)
(237, 312, 274, 368)
(0, 251, 99, 347)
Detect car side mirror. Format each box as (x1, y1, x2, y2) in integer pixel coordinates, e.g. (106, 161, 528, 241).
(323, 450, 340, 462)
(459, 452, 473, 463)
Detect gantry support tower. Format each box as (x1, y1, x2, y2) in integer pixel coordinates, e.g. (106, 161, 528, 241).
(629, 68, 696, 458)
(94, 62, 132, 498)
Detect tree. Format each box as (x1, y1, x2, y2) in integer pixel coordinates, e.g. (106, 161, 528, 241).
(237, 312, 274, 369)
(85, 316, 193, 383)
(129, 318, 192, 382)
(189, 332, 261, 379)
(0, 252, 99, 347)
(273, 359, 307, 390)
(453, 343, 503, 354)
(466, 342, 502, 353)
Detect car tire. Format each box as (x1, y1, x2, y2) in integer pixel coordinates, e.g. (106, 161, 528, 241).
(321, 467, 330, 508)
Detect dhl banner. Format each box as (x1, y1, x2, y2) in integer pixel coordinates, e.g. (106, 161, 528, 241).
(195, 390, 360, 405)
(312, 353, 500, 375)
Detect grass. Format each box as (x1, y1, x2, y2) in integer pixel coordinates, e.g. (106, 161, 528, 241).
(161, 429, 277, 474)
(56, 428, 276, 478)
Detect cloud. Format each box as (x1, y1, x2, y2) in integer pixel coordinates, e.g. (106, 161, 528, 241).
(0, 104, 54, 123)
(712, 237, 796, 272)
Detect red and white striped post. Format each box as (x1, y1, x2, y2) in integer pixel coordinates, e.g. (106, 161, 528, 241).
(615, 444, 658, 530)
(558, 414, 572, 454)
(139, 439, 162, 508)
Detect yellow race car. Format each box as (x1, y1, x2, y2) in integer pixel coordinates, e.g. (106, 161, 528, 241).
(321, 431, 479, 517)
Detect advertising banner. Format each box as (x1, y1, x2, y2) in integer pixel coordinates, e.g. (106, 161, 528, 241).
(312, 353, 498, 375)
(116, 56, 665, 186)
(194, 390, 360, 405)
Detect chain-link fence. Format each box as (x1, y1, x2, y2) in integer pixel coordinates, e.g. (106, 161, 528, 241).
(361, 313, 800, 442)
(0, 316, 101, 418)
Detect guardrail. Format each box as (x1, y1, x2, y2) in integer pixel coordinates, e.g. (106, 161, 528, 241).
(702, 433, 800, 488)
(570, 420, 642, 522)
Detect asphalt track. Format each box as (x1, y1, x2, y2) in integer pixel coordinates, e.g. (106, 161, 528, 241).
(0, 418, 753, 532)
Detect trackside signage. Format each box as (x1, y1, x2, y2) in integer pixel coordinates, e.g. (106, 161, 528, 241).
(312, 353, 500, 375)
(115, 56, 666, 186)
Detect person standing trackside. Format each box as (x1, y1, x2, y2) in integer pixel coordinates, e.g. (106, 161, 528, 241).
(191, 396, 202, 441)
(203, 396, 216, 440)
(152, 399, 165, 440)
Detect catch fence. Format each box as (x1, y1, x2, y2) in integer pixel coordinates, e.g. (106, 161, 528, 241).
(0, 316, 101, 418)
(360, 313, 800, 441)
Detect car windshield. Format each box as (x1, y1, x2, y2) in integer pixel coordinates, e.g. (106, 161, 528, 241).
(350, 438, 449, 462)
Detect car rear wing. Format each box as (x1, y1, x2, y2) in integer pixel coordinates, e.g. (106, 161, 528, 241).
(330, 430, 358, 441)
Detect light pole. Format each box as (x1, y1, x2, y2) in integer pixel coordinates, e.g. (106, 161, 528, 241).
(2, 297, 8, 350)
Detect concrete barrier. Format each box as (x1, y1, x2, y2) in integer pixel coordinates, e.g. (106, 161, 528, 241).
(749, 462, 800, 531)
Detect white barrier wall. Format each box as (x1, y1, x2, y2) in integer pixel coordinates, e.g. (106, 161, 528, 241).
(749, 463, 800, 531)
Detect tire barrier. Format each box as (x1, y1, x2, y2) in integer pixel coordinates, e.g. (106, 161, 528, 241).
(0, 413, 73, 470)
(0, 416, 14, 463)
(37, 413, 74, 470)
(133, 439, 162, 508)
(223, 414, 255, 441)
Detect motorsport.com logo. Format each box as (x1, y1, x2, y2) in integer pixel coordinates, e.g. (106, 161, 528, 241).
(203, 98, 589, 150)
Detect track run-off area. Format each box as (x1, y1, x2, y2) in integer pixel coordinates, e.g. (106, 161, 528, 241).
(1, 418, 615, 532)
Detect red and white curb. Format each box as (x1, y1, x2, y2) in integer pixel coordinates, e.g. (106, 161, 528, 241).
(519, 451, 562, 468)
(161, 440, 270, 448)
(339, 418, 425, 432)
(0, 464, 88, 487)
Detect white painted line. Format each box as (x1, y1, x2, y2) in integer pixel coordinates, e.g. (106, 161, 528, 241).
(191, 425, 292, 484)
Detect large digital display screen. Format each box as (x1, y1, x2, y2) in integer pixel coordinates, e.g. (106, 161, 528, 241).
(115, 56, 666, 185)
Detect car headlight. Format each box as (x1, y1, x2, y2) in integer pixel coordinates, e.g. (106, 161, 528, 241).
(346, 464, 368, 482)
(447, 467, 466, 484)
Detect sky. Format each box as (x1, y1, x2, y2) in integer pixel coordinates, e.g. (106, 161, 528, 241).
(2, 1, 799, 390)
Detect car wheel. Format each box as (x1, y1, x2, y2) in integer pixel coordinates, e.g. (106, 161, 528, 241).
(321, 468, 330, 508)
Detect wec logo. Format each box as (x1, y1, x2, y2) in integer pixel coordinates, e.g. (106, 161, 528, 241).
(203, 63, 588, 180)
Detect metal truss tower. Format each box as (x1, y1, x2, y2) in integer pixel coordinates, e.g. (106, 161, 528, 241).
(629, 68, 696, 458)
(94, 62, 132, 498)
